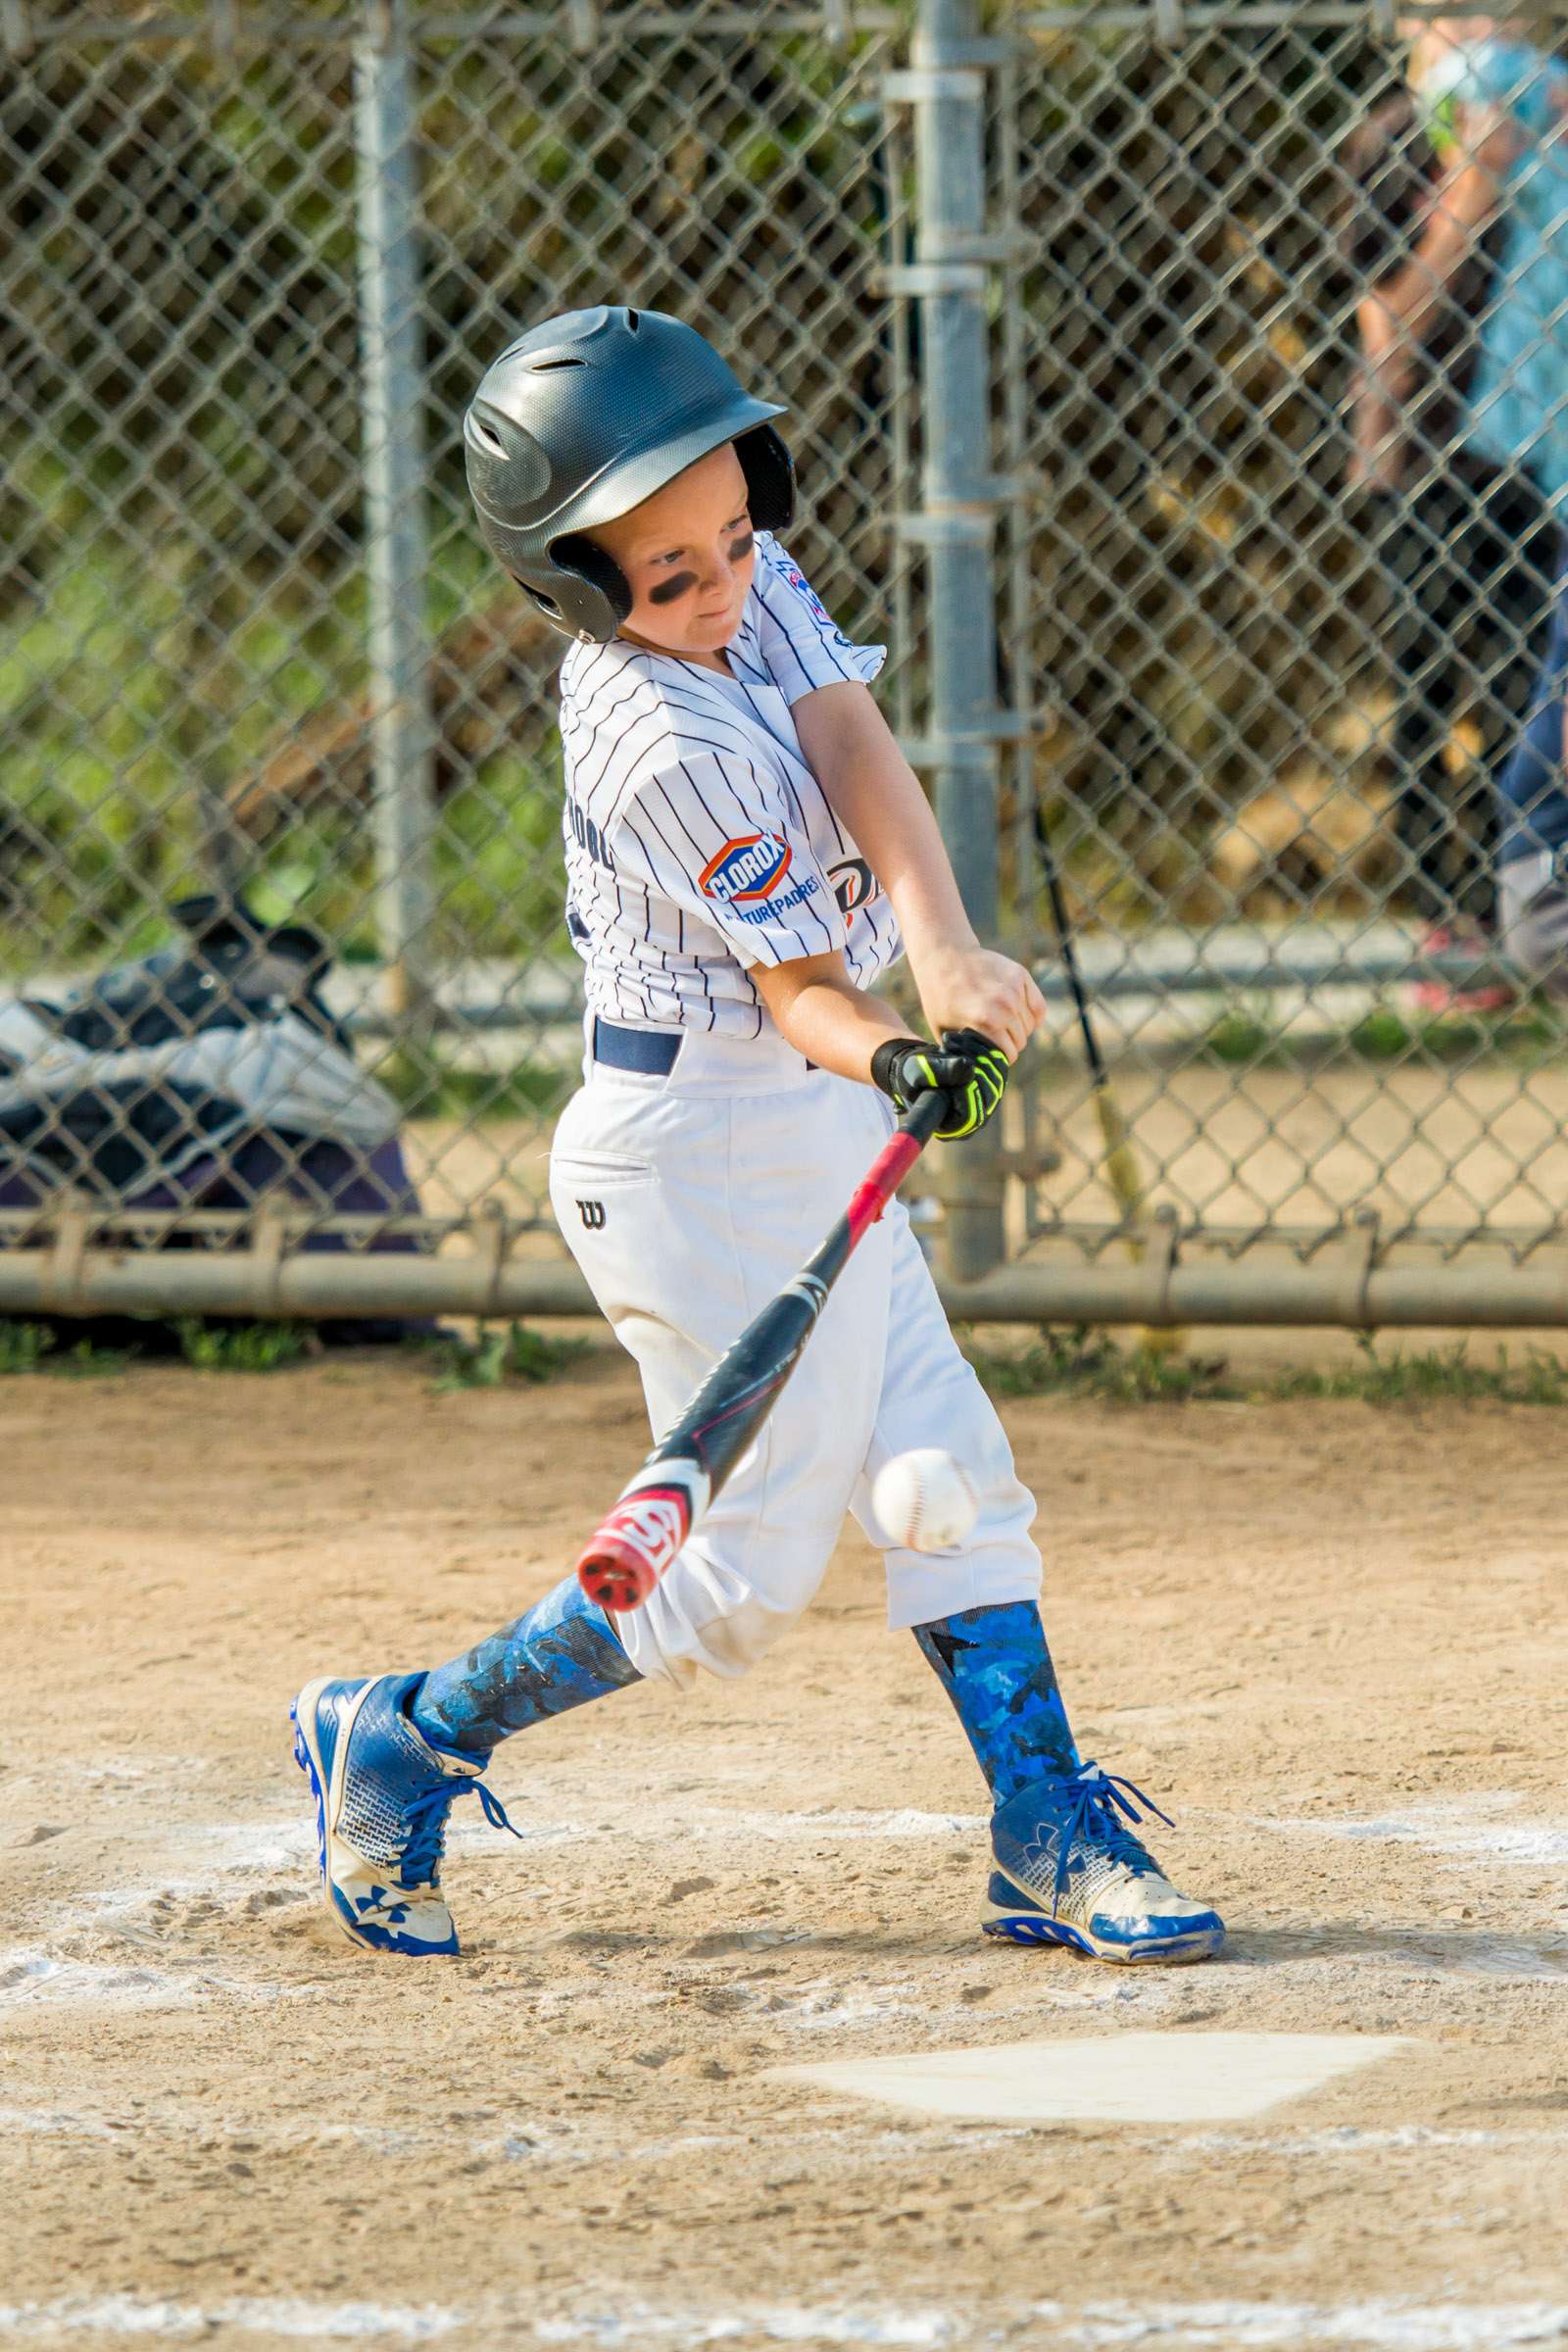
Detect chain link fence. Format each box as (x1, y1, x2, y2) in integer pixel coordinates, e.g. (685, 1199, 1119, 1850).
(985, 1, 1568, 1323)
(6, 0, 1568, 1330)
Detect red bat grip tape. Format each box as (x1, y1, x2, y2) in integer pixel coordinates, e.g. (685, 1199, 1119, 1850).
(846, 1130, 923, 1244)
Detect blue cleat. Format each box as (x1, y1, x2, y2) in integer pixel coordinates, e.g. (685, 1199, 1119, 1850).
(985, 1762, 1224, 1965)
(289, 1671, 517, 1956)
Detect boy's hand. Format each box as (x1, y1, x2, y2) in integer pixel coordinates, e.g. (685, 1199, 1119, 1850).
(871, 1030, 1008, 1141)
(908, 943, 1045, 1063)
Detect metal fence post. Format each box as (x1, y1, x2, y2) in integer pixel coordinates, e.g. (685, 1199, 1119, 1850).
(356, 0, 437, 1040)
(910, 0, 1005, 1281)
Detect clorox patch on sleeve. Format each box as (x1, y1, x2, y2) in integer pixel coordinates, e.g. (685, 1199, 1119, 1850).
(699, 831, 795, 906)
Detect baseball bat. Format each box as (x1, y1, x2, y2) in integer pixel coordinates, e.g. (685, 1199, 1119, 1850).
(577, 1087, 948, 1613)
(1036, 805, 1183, 1354)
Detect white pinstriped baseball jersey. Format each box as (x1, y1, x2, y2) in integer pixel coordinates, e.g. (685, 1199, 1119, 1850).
(557, 533, 904, 1038)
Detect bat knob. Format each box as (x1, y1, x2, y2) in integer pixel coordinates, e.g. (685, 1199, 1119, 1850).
(577, 1549, 657, 1613)
(574, 1480, 696, 1614)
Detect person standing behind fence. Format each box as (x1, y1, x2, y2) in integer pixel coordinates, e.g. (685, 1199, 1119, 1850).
(1348, 17, 1568, 1009)
(1494, 582, 1568, 992)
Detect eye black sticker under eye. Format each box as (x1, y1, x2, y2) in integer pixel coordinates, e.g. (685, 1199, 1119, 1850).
(727, 531, 755, 564)
(646, 569, 698, 607)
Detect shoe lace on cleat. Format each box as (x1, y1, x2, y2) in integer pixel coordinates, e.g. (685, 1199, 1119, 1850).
(397, 1776, 521, 1892)
(1041, 1762, 1175, 1915)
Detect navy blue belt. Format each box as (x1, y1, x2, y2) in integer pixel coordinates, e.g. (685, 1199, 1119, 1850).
(593, 1018, 682, 1075)
(593, 1018, 815, 1076)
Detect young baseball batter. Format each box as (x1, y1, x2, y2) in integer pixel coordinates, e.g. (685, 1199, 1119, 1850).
(291, 307, 1224, 1966)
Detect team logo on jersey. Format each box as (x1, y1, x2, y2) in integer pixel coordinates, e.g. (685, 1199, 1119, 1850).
(773, 549, 857, 653)
(775, 552, 835, 630)
(770, 545, 832, 625)
(699, 831, 793, 906)
(829, 857, 876, 923)
(566, 798, 613, 873)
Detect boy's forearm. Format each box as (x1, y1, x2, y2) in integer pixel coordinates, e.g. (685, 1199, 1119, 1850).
(793, 683, 974, 965)
(760, 965, 908, 1085)
(793, 679, 1047, 1059)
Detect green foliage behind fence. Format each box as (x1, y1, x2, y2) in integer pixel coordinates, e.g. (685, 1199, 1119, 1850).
(0, 12, 901, 979)
(0, 9, 1515, 983)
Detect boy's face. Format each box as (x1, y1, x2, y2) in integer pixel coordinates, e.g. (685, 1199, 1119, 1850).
(590, 443, 755, 657)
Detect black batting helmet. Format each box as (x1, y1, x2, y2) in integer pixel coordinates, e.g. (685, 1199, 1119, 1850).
(463, 306, 795, 645)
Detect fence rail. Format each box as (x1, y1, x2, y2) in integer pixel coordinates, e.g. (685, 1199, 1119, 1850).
(4, 7, 904, 45)
(8, 0, 1568, 1328)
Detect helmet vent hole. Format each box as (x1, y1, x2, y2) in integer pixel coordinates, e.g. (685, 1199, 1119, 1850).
(625, 309, 640, 331)
(531, 358, 586, 372)
(471, 419, 508, 454)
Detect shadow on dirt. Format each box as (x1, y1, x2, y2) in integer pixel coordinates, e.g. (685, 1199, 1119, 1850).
(1224, 1924, 1568, 1978)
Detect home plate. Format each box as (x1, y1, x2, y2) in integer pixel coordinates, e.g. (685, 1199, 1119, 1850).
(774, 2032, 1412, 2126)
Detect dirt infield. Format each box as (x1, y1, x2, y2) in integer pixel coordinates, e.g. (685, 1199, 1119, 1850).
(5, 1345, 1567, 2349)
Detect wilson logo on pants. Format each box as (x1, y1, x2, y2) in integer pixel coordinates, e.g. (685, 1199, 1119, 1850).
(577, 1200, 606, 1229)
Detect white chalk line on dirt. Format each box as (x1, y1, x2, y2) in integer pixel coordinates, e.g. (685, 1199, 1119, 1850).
(775, 1982, 1146, 2032)
(0, 1952, 198, 2013)
(1255, 1792, 1568, 1868)
(0, 2302, 464, 2344)
(0, 2301, 952, 2347)
(11, 1804, 991, 1996)
(1235, 1930, 1568, 1983)
(1024, 2305, 1568, 2350)
(0, 2103, 438, 2158)
(0, 2097, 1043, 2175)
(77, 1823, 318, 1917)
(0, 2106, 122, 2142)
(444, 1805, 990, 1852)
(0, 1941, 319, 2013)
(0, 2305, 958, 2342)
(689, 1808, 987, 1841)
(41, 1789, 1568, 1902)
(6, 2304, 1568, 2351)
(532, 2314, 954, 2346)
(30, 1805, 985, 1922)
(1145, 2124, 1568, 2155)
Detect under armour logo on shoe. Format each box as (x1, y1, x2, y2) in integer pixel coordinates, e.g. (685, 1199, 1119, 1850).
(359, 1886, 411, 1924)
(577, 1200, 606, 1229)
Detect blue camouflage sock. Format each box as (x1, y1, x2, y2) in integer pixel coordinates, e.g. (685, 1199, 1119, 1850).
(411, 1575, 642, 1759)
(913, 1600, 1080, 1805)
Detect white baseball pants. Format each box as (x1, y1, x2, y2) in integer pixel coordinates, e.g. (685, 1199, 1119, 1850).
(549, 1028, 1042, 1688)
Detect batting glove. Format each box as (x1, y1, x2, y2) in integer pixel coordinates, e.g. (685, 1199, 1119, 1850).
(870, 1028, 1008, 1141)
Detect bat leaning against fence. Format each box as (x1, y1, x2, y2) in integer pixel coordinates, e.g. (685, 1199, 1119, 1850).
(1035, 800, 1183, 1356)
(575, 1085, 949, 1614)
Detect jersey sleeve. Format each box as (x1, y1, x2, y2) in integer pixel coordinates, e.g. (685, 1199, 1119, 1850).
(612, 752, 848, 969)
(749, 533, 887, 705)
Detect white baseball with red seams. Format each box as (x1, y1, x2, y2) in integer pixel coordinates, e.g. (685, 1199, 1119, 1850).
(871, 1449, 982, 1555)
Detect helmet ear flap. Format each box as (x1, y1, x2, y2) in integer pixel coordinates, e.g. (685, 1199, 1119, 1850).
(551, 534, 634, 636)
(735, 425, 794, 533)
